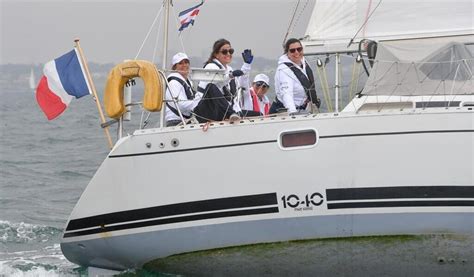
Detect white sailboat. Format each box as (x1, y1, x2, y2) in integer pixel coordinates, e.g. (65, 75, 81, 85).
(29, 67, 36, 92)
(60, 0, 473, 274)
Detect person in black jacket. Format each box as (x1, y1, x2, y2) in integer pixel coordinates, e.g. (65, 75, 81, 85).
(194, 38, 253, 122)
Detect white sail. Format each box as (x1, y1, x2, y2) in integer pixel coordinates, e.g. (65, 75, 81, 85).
(29, 68, 36, 90)
(303, 0, 474, 54)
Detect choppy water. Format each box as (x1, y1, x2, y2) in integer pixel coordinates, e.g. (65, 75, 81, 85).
(0, 87, 109, 276)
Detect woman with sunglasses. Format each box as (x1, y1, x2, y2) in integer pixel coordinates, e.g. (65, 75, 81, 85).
(194, 38, 252, 122)
(270, 38, 320, 114)
(165, 52, 202, 126)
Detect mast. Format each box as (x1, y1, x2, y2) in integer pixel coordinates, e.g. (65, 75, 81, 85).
(162, 0, 170, 69)
(160, 0, 171, 128)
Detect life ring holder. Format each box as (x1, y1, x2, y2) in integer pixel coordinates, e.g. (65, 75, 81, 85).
(104, 60, 165, 119)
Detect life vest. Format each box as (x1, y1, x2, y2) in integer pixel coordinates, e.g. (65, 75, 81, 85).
(283, 62, 320, 108)
(166, 76, 195, 119)
(250, 88, 269, 115)
(203, 60, 236, 101)
(104, 60, 165, 119)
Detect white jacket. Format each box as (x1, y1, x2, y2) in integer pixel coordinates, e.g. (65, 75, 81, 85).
(198, 59, 251, 113)
(274, 55, 309, 113)
(165, 72, 201, 122)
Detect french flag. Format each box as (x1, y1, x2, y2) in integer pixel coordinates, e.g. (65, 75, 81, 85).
(178, 1, 204, 32)
(35, 49, 91, 120)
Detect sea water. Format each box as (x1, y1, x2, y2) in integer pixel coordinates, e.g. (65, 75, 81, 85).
(0, 87, 109, 276)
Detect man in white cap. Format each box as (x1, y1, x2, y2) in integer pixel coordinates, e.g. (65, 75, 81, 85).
(165, 52, 202, 126)
(241, 73, 271, 116)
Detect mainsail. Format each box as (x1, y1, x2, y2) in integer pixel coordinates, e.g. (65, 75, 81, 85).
(303, 0, 474, 54)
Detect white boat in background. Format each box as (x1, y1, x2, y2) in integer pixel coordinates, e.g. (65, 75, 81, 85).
(60, 0, 473, 274)
(29, 67, 36, 92)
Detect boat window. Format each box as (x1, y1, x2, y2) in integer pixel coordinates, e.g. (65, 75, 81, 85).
(419, 43, 473, 81)
(281, 130, 317, 148)
(415, 101, 461, 108)
(358, 102, 413, 112)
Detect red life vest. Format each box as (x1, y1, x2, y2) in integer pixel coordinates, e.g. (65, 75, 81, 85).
(250, 88, 269, 115)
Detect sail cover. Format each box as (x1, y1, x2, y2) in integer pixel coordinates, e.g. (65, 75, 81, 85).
(362, 40, 474, 96)
(303, 0, 473, 54)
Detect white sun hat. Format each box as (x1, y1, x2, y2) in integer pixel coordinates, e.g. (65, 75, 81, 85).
(171, 52, 189, 66)
(253, 73, 270, 86)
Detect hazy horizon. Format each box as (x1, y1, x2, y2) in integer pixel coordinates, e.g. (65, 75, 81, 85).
(1, 0, 315, 65)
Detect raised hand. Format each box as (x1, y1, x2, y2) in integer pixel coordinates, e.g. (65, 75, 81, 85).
(242, 49, 254, 64)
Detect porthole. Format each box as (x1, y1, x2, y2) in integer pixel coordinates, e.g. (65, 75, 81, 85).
(171, 138, 179, 147)
(280, 129, 317, 149)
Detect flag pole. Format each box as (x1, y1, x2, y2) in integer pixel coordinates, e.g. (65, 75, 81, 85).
(74, 39, 114, 149)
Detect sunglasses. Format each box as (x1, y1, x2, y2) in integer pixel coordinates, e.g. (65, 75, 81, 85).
(255, 81, 269, 88)
(289, 47, 303, 54)
(220, 48, 235, 55)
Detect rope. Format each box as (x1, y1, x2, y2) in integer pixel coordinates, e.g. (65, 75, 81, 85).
(152, 11, 164, 63)
(135, 2, 164, 60)
(320, 61, 333, 112)
(348, 56, 360, 99)
(315, 63, 332, 112)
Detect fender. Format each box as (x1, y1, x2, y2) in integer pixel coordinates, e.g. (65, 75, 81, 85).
(104, 60, 164, 119)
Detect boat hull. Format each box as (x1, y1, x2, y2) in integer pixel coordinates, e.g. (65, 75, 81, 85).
(60, 109, 474, 270)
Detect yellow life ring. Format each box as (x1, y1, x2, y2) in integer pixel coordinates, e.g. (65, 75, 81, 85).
(104, 60, 164, 119)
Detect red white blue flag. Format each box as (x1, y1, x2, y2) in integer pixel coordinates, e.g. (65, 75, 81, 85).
(35, 49, 91, 120)
(178, 0, 204, 32)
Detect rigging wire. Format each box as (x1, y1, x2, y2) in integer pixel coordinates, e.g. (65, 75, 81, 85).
(283, 0, 301, 45)
(346, 0, 382, 48)
(135, 1, 165, 60)
(152, 13, 164, 63)
(291, 0, 310, 36)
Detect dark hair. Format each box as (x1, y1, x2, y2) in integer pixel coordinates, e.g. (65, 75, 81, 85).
(283, 38, 302, 54)
(206, 38, 231, 64)
(172, 64, 178, 70)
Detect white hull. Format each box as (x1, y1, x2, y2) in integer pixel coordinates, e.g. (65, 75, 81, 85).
(60, 107, 474, 270)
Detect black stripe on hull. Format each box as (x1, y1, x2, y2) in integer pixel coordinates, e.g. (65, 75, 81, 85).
(66, 193, 278, 232)
(327, 186, 474, 201)
(109, 140, 277, 158)
(328, 200, 474, 209)
(320, 129, 473, 139)
(64, 207, 279, 238)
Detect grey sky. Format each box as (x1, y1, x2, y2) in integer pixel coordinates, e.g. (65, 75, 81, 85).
(1, 0, 314, 64)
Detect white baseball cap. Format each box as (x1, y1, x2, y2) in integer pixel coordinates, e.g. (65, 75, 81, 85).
(171, 52, 189, 66)
(253, 74, 270, 86)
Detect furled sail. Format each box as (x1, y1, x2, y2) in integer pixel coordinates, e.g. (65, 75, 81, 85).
(303, 0, 474, 54)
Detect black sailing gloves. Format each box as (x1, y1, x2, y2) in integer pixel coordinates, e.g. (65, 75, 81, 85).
(242, 49, 254, 64)
(230, 70, 244, 78)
